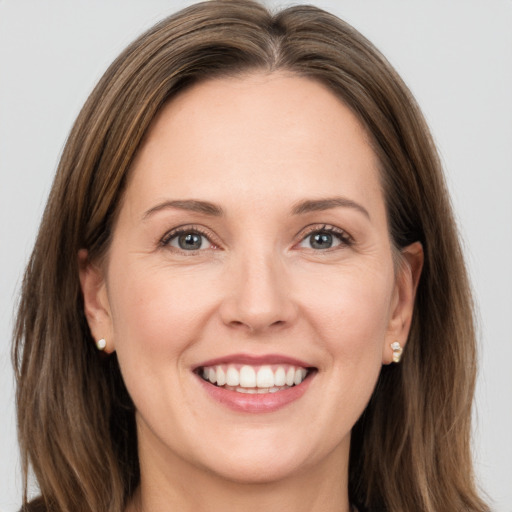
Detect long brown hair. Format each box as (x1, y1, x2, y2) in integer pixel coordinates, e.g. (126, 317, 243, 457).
(13, 1, 489, 510)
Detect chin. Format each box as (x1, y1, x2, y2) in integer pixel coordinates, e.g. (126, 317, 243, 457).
(203, 452, 311, 485)
(189, 428, 346, 486)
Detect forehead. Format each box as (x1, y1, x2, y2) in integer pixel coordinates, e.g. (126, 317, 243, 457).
(125, 72, 383, 217)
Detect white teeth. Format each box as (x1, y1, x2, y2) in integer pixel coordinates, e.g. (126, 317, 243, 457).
(201, 363, 311, 392)
(216, 366, 226, 386)
(222, 385, 292, 394)
(226, 366, 240, 386)
(286, 367, 295, 387)
(294, 368, 307, 386)
(274, 366, 286, 386)
(239, 365, 256, 387)
(256, 366, 274, 388)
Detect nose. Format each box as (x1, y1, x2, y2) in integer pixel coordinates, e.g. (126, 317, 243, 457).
(219, 251, 298, 334)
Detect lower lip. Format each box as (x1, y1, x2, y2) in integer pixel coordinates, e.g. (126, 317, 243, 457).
(197, 373, 314, 413)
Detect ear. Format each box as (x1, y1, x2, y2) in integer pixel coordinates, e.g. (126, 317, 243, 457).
(78, 249, 115, 353)
(382, 242, 424, 364)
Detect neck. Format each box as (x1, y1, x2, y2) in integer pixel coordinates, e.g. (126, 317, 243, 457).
(129, 472, 352, 512)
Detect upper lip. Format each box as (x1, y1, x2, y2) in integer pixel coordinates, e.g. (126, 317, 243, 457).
(194, 353, 315, 370)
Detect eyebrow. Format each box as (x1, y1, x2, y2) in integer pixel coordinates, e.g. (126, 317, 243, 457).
(142, 199, 224, 220)
(291, 197, 370, 219)
(142, 196, 369, 220)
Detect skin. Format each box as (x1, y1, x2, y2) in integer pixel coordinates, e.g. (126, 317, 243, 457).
(80, 72, 423, 512)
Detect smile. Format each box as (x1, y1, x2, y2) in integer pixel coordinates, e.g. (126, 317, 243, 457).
(195, 354, 316, 413)
(200, 364, 309, 394)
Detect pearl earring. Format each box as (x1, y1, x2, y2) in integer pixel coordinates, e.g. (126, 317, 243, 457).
(391, 341, 403, 363)
(96, 338, 107, 351)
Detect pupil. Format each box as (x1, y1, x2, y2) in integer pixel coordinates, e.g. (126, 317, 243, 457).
(311, 232, 332, 249)
(179, 233, 202, 250)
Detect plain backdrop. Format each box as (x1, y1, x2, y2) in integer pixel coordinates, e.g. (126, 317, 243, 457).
(1, 1, 511, 510)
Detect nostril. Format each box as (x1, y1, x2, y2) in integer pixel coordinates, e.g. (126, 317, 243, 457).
(227, 318, 287, 332)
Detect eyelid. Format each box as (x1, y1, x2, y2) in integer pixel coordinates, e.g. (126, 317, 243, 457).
(294, 223, 354, 248)
(158, 223, 353, 253)
(160, 224, 220, 251)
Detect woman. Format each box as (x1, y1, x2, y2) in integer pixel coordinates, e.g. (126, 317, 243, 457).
(13, 1, 490, 511)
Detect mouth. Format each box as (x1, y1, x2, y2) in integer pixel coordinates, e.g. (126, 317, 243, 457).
(196, 363, 313, 394)
(194, 354, 316, 412)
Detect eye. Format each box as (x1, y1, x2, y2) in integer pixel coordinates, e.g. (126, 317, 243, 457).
(161, 227, 216, 252)
(298, 225, 353, 250)
(171, 232, 209, 250)
(305, 232, 339, 250)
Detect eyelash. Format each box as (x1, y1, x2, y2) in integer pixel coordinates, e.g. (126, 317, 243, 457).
(159, 223, 354, 254)
(160, 225, 217, 253)
(298, 224, 354, 250)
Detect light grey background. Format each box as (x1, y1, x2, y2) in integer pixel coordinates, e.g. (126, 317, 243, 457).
(1, 1, 511, 510)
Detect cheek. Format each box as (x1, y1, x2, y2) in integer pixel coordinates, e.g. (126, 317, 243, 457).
(281, 263, 395, 449)
(301, 263, 394, 363)
(109, 258, 228, 379)
(107, 262, 221, 359)
(106, 263, 220, 423)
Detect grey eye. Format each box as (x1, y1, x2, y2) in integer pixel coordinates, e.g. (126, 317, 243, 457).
(310, 232, 334, 249)
(169, 232, 209, 251)
(300, 231, 342, 250)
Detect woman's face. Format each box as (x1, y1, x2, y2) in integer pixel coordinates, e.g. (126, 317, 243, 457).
(82, 73, 420, 485)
